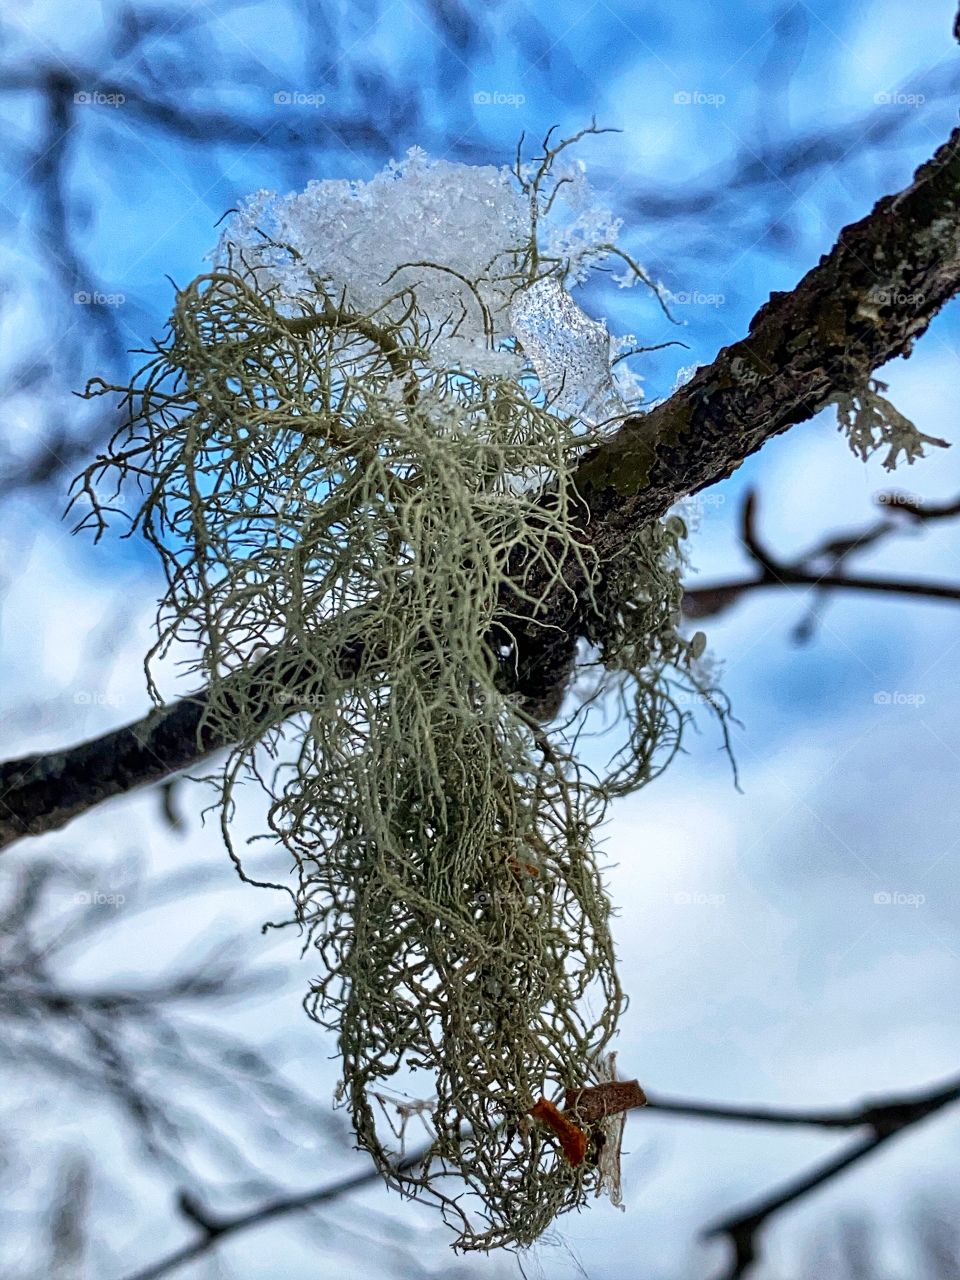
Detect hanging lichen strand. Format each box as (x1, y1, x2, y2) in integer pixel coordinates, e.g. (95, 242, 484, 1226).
(74, 128, 723, 1251)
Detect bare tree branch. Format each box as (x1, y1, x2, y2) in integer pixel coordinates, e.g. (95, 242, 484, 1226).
(0, 856, 340, 1195)
(698, 1071, 960, 1279)
(0, 631, 366, 848)
(571, 129, 960, 535)
(117, 1071, 960, 1280)
(2, 126, 959, 850)
(683, 488, 960, 622)
(118, 1142, 435, 1280)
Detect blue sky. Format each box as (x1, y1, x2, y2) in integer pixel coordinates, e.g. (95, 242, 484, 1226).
(2, 2, 960, 1277)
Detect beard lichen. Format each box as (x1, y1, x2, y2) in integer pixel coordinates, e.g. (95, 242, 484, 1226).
(834, 376, 948, 471)
(72, 130, 727, 1251)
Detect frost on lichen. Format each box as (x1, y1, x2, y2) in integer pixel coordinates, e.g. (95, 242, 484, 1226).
(835, 377, 948, 471)
(72, 127, 727, 1252)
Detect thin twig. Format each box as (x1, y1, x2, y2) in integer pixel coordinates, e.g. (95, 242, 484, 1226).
(698, 1071, 960, 1279)
(683, 488, 960, 623)
(117, 1142, 434, 1280)
(117, 1071, 960, 1280)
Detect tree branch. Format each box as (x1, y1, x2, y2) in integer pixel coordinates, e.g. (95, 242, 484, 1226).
(116, 1072, 960, 1280)
(0, 630, 368, 848)
(2, 127, 959, 849)
(698, 1071, 960, 1279)
(683, 488, 960, 622)
(645, 1073, 960, 1130)
(572, 129, 960, 535)
(117, 1142, 434, 1280)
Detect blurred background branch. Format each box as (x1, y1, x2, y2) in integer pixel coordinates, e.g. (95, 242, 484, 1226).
(683, 488, 960, 641)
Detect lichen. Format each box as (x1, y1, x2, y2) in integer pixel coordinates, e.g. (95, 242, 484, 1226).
(834, 377, 948, 470)
(70, 129, 726, 1252)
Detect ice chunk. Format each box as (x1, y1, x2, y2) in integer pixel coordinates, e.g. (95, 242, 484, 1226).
(212, 150, 531, 366)
(509, 277, 626, 426)
(213, 148, 648, 400)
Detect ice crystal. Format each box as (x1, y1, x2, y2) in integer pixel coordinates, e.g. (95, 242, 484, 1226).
(212, 144, 648, 416)
(213, 150, 530, 366)
(672, 362, 703, 391)
(509, 277, 627, 426)
(539, 158, 624, 286)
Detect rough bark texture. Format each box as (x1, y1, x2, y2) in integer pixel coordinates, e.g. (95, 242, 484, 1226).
(2, 128, 959, 849)
(578, 128, 960, 530)
(0, 638, 366, 847)
(0, 694, 221, 844)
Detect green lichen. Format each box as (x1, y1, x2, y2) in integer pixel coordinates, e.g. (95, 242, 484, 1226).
(834, 377, 948, 470)
(70, 134, 727, 1252)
